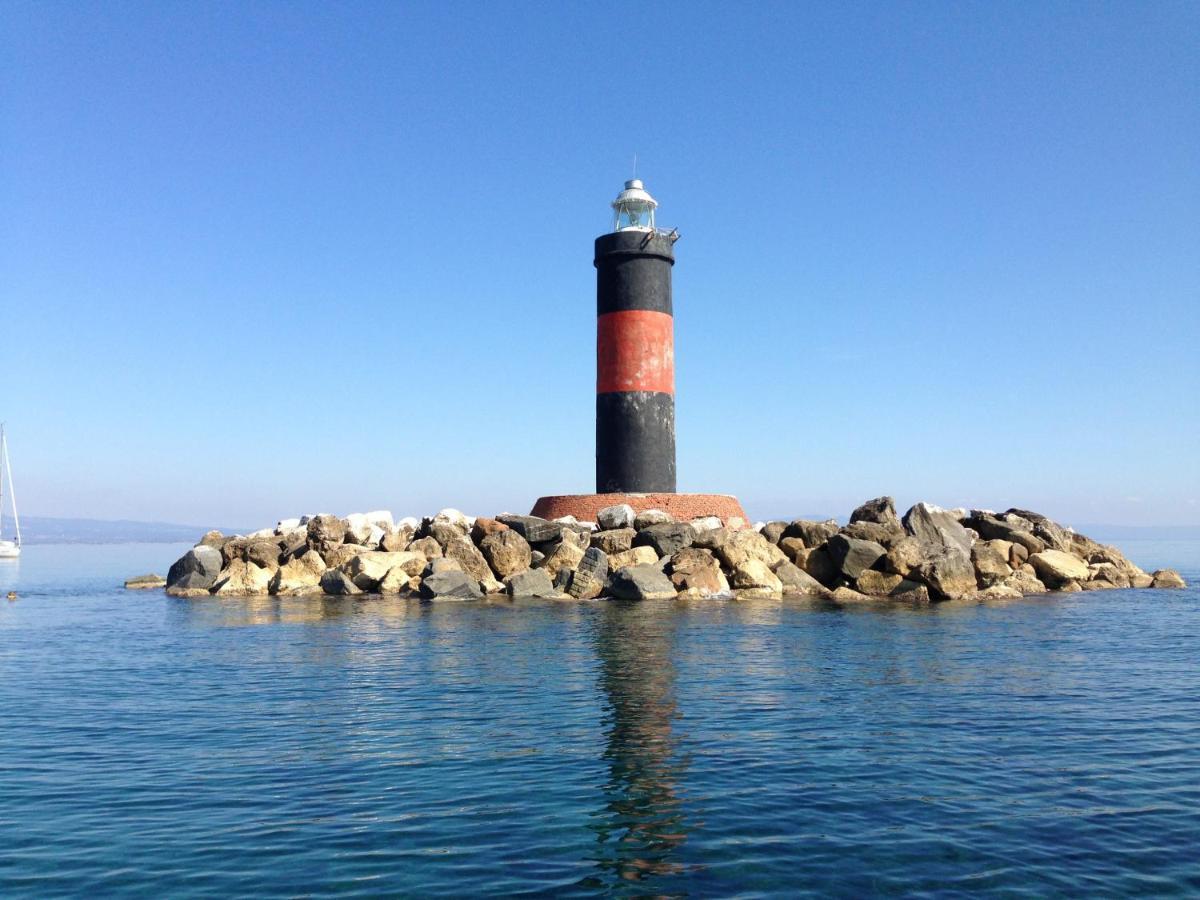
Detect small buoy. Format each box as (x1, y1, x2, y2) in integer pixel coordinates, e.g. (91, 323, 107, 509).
(6, 591, 16, 601)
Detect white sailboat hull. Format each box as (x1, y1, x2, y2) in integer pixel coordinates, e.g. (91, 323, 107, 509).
(0, 541, 18, 559)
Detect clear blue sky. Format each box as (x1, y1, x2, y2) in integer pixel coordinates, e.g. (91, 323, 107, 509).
(2, 1, 1197, 528)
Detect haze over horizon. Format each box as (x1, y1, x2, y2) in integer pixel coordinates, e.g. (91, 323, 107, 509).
(3, 2, 1197, 528)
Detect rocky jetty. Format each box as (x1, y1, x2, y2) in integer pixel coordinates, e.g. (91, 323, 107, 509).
(163, 500, 1186, 602)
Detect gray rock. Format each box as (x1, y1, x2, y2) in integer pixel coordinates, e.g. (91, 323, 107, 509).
(966, 513, 1047, 554)
(840, 521, 903, 547)
(591, 528, 636, 556)
(633, 522, 696, 557)
(803, 544, 840, 587)
(420, 570, 483, 600)
(760, 521, 788, 545)
(596, 504, 636, 530)
(914, 549, 977, 600)
(166, 545, 224, 591)
(505, 568, 562, 599)
(902, 503, 973, 556)
(634, 509, 674, 530)
(1003, 508, 1072, 551)
(773, 560, 826, 595)
(245, 539, 283, 570)
(567, 547, 609, 599)
(124, 574, 166, 590)
(849, 496, 902, 531)
(781, 518, 839, 549)
(825, 534, 887, 580)
(319, 569, 362, 596)
(497, 515, 563, 544)
(607, 564, 678, 600)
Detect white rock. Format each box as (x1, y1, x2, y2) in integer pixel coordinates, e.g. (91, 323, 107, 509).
(690, 516, 722, 533)
(275, 518, 301, 534)
(364, 510, 395, 532)
(344, 513, 374, 544)
(434, 508, 472, 529)
(553, 515, 580, 526)
(597, 504, 636, 530)
(247, 527, 275, 539)
(397, 516, 420, 532)
(366, 525, 386, 548)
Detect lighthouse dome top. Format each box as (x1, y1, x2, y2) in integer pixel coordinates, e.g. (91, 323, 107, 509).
(611, 178, 658, 232)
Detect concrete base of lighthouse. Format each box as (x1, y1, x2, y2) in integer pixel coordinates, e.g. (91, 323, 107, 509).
(531, 493, 749, 526)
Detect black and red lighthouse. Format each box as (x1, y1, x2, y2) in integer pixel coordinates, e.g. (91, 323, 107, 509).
(530, 178, 747, 525)
(595, 179, 677, 493)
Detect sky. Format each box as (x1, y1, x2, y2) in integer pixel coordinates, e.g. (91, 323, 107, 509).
(1, 1, 1197, 529)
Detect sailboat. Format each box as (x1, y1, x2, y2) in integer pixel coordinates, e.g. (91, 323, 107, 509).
(0, 425, 20, 559)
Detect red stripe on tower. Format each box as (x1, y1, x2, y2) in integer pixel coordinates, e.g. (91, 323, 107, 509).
(596, 310, 675, 395)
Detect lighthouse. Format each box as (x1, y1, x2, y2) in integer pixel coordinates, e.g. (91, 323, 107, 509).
(595, 179, 678, 494)
(529, 178, 747, 526)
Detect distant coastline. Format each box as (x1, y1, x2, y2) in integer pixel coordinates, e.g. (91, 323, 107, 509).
(17, 516, 247, 545)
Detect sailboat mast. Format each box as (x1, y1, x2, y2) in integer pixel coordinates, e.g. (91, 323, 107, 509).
(1, 426, 17, 547)
(0, 425, 5, 541)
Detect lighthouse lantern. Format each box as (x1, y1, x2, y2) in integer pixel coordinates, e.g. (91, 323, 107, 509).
(611, 179, 658, 232)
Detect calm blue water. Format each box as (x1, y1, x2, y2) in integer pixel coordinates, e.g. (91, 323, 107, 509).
(1, 541, 1198, 897)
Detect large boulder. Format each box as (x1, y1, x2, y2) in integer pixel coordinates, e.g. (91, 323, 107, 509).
(442, 535, 501, 591)
(167, 545, 225, 592)
(420, 570, 482, 600)
(803, 545, 840, 587)
(479, 530, 532, 579)
(496, 515, 562, 544)
(596, 504, 636, 530)
(902, 503, 972, 556)
(323, 544, 366, 570)
(883, 536, 925, 577)
(712, 530, 787, 570)
(668, 548, 727, 597)
(125, 574, 166, 590)
(1151, 569, 1187, 589)
(608, 546, 660, 570)
(566, 547, 610, 600)
(840, 521, 904, 547)
(319, 569, 362, 596)
(731, 559, 783, 598)
(914, 549, 977, 600)
(633, 523, 696, 558)
(1003, 508, 1072, 551)
(849, 496, 902, 532)
(540, 539, 586, 581)
(213, 560, 273, 596)
(1029, 550, 1090, 587)
(774, 560, 826, 596)
(505, 568, 563, 599)
(760, 521, 788, 545)
(591, 528, 636, 556)
(855, 570, 905, 596)
(971, 542, 1013, 588)
(406, 536, 442, 559)
(825, 534, 887, 580)
(634, 509, 674, 530)
(470, 516, 509, 542)
(345, 551, 425, 591)
(270, 550, 328, 594)
(781, 518, 839, 549)
(343, 513, 376, 545)
(307, 515, 347, 553)
(608, 564, 678, 600)
(244, 539, 283, 571)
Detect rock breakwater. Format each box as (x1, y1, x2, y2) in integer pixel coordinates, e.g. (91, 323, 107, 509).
(163, 499, 1187, 602)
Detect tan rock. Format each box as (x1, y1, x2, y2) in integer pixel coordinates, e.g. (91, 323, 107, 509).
(971, 541, 1013, 587)
(470, 516, 509, 542)
(270, 550, 327, 594)
(406, 536, 442, 559)
(591, 528, 636, 555)
(609, 546, 659, 569)
(828, 586, 875, 603)
(669, 547, 726, 597)
(479, 530, 532, 579)
(1130, 574, 1154, 589)
(714, 530, 787, 570)
(541, 539, 586, 580)
(1029, 550, 1090, 586)
(1152, 569, 1187, 589)
(443, 536, 502, 592)
(856, 570, 905, 596)
(884, 536, 924, 576)
(214, 560, 272, 596)
(730, 559, 783, 593)
(166, 586, 211, 598)
(778, 538, 809, 566)
(379, 566, 420, 594)
(323, 544, 365, 569)
(344, 551, 424, 591)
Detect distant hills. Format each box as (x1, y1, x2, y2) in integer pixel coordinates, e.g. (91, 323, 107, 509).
(15, 516, 247, 545)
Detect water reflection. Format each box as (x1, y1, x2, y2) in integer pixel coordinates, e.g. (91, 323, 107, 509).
(582, 600, 690, 891)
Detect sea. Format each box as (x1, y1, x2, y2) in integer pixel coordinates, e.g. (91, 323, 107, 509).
(1, 541, 1198, 897)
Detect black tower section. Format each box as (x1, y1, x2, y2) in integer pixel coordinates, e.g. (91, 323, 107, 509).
(594, 230, 677, 494)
